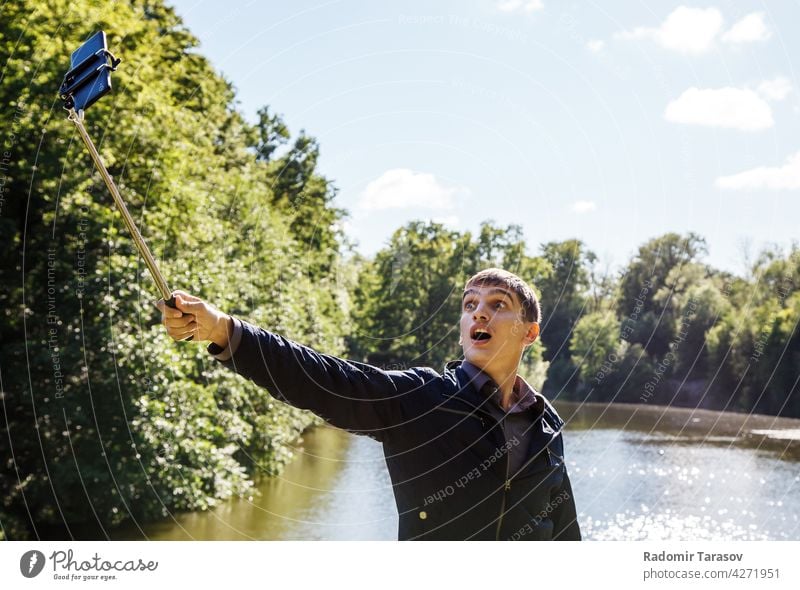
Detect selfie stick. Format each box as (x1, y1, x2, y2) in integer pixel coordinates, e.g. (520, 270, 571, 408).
(59, 32, 188, 335)
(67, 108, 175, 304)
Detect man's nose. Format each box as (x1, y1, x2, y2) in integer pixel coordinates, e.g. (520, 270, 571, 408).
(473, 302, 489, 320)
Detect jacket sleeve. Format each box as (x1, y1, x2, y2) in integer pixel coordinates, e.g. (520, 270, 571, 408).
(209, 318, 434, 441)
(551, 467, 581, 540)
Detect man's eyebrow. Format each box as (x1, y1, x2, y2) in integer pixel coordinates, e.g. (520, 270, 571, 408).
(489, 288, 514, 301)
(462, 288, 514, 301)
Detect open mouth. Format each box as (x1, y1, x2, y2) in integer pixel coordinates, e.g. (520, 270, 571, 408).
(471, 327, 492, 342)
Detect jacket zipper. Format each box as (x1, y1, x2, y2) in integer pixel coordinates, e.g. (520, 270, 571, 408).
(495, 436, 560, 540)
(450, 369, 555, 539)
(495, 417, 512, 540)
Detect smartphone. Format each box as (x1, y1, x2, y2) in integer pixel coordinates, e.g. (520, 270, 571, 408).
(60, 31, 114, 111)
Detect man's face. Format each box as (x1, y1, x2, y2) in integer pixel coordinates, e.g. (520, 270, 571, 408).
(459, 283, 539, 372)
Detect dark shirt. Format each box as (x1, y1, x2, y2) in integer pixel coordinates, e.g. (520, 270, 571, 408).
(459, 360, 546, 474)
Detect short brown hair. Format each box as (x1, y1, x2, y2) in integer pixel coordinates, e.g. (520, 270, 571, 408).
(464, 268, 541, 323)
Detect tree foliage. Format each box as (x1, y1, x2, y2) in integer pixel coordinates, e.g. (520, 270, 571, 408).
(0, 0, 346, 539)
(535, 239, 595, 396)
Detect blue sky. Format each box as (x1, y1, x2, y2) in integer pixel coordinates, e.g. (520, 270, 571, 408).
(167, 0, 800, 275)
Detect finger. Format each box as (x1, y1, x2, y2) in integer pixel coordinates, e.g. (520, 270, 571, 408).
(173, 322, 198, 340)
(167, 326, 190, 341)
(160, 304, 184, 319)
(158, 296, 185, 318)
(165, 314, 196, 329)
(155, 298, 182, 317)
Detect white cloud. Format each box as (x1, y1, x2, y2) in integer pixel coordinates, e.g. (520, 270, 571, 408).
(664, 87, 773, 131)
(358, 168, 467, 210)
(571, 200, 597, 213)
(586, 39, 605, 53)
(722, 12, 771, 44)
(716, 152, 800, 190)
(757, 77, 793, 101)
(497, 0, 543, 14)
(615, 6, 723, 54)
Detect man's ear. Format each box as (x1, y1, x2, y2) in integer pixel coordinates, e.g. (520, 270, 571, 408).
(524, 322, 540, 346)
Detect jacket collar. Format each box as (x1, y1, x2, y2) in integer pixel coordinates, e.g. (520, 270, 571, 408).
(459, 360, 540, 414)
(443, 360, 494, 412)
(443, 359, 551, 422)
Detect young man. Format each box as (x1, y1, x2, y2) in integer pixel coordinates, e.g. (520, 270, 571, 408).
(156, 268, 580, 540)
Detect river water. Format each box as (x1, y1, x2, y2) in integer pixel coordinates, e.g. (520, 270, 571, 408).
(115, 402, 800, 540)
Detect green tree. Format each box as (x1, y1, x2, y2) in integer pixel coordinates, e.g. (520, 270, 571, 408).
(617, 232, 707, 357)
(570, 309, 624, 389)
(536, 239, 595, 396)
(350, 221, 468, 368)
(0, 0, 347, 539)
(706, 247, 799, 416)
(254, 106, 290, 162)
(259, 123, 345, 276)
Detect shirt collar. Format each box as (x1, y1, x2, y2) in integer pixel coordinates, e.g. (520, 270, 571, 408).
(459, 360, 539, 414)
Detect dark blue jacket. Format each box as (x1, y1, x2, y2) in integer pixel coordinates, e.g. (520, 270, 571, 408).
(215, 319, 581, 541)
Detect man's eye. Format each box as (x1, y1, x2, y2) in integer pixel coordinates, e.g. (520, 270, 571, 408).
(464, 302, 475, 310)
(494, 301, 506, 309)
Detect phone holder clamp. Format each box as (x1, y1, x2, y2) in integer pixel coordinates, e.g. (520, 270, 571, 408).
(59, 48, 121, 110)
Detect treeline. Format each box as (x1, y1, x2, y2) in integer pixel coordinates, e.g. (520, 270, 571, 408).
(0, 0, 352, 540)
(349, 227, 800, 419)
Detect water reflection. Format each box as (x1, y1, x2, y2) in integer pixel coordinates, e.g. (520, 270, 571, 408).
(116, 402, 800, 540)
(568, 429, 799, 540)
(115, 425, 396, 540)
(563, 402, 800, 540)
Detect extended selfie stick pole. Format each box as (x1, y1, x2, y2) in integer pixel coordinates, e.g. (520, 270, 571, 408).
(66, 108, 174, 305)
(59, 31, 188, 336)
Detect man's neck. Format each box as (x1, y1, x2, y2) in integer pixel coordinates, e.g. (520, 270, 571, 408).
(478, 364, 519, 410)
(496, 374, 519, 410)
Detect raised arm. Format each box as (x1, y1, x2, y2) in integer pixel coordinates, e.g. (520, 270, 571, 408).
(155, 292, 433, 440)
